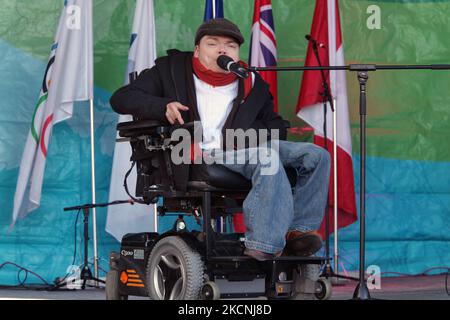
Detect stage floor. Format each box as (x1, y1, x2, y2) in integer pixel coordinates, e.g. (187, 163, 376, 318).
(0, 274, 449, 300)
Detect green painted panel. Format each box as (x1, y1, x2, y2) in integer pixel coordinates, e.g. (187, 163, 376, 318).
(0, 0, 449, 161)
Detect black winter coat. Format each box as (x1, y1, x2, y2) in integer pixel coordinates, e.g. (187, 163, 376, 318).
(110, 49, 290, 191)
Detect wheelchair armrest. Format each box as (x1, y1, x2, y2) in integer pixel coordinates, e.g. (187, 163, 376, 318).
(168, 121, 197, 137)
(117, 119, 197, 139)
(117, 119, 170, 138)
(117, 119, 167, 131)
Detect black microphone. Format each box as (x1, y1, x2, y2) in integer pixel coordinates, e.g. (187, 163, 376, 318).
(305, 34, 326, 49)
(305, 34, 314, 42)
(217, 55, 249, 79)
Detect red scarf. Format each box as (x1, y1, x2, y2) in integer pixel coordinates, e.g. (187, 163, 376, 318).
(192, 56, 252, 99)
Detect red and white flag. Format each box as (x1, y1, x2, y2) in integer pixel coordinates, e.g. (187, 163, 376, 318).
(249, 0, 278, 112)
(296, 0, 357, 236)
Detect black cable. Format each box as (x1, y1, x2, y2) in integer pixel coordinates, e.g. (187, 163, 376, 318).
(380, 267, 450, 297)
(0, 262, 54, 289)
(0, 209, 113, 291)
(319, 258, 450, 295)
(17, 268, 28, 286)
(72, 209, 81, 267)
(53, 209, 81, 286)
(380, 266, 450, 277)
(123, 161, 147, 204)
(0, 210, 83, 291)
(89, 262, 107, 275)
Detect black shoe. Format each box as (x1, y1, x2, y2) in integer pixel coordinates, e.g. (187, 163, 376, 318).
(284, 230, 323, 257)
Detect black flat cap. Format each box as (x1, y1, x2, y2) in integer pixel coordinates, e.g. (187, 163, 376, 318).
(195, 18, 244, 46)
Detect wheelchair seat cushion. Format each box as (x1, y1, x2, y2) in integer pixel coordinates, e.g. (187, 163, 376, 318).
(189, 164, 252, 190)
(188, 163, 298, 191)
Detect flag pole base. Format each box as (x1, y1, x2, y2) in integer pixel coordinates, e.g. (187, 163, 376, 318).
(352, 282, 372, 300)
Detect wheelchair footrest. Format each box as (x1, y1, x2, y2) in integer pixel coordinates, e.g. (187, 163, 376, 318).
(208, 255, 326, 264)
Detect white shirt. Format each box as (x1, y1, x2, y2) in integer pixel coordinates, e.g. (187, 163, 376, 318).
(194, 75, 238, 150)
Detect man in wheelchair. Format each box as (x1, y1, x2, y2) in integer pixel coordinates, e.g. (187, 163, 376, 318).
(106, 18, 332, 300)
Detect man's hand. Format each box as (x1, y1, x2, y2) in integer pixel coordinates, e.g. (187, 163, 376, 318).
(165, 102, 189, 125)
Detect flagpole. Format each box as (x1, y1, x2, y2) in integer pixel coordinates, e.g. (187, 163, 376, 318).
(212, 0, 216, 18)
(333, 97, 339, 276)
(327, 0, 341, 281)
(87, 0, 98, 284)
(89, 97, 99, 281)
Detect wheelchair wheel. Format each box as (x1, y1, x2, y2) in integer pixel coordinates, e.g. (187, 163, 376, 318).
(201, 281, 220, 300)
(314, 277, 332, 300)
(105, 269, 128, 300)
(146, 236, 204, 300)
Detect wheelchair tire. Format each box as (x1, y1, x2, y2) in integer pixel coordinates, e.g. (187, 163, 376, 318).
(201, 281, 220, 300)
(146, 236, 204, 300)
(105, 269, 128, 300)
(314, 277, 332, 300)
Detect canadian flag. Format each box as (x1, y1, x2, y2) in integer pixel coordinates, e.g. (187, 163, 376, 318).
(296, 0, 357, 236)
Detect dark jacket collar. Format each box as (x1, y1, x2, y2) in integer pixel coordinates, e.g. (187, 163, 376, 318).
(163, 49, 267, 135)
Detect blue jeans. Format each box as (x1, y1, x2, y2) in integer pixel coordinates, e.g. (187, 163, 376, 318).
(207, 140, 330, 254)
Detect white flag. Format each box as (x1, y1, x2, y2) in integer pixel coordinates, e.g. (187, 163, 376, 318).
(12, 0, 93, 227)
(105, 0, 157, 241)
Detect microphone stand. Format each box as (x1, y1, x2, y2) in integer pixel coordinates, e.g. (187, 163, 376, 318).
(55, 199, 134, 290)
(247, 62, 450, 300)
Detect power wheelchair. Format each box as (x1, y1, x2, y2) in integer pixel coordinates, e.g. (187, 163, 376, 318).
(105, 119, 332, 300)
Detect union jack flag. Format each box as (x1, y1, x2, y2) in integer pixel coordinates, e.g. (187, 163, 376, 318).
(249, 0, 278, 112)
(204, 0, 223, 21)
